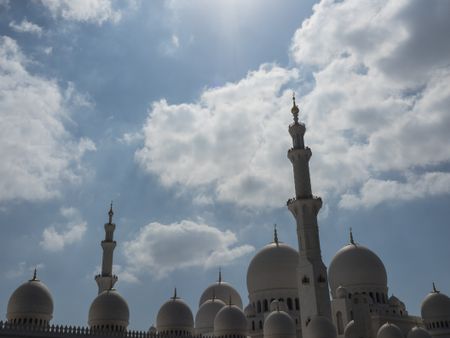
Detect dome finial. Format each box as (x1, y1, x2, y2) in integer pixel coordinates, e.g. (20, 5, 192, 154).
(273, 224, 279, 246)
(32, 267, 37, 281)
(432, 282, 439, 293)
(349, 227, 355, 245)
(291, 92, 299, 123)
(218, 267, 222, 283)
(108, 201, 114, 224)
(172, 287, 177, 299)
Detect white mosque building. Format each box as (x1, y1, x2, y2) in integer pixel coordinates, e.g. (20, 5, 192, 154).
(1, 98, 450, 338)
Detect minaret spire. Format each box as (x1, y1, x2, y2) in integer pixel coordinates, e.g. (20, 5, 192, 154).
(95, 203, 118, 294)
(108, 201, 113, 224)
(286, 95, 331, 329)
(218, 267, 222, 283)
(291, 92, 299, 124)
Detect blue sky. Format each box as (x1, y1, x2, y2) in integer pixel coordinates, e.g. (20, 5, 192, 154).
(0, 0, 449, 330)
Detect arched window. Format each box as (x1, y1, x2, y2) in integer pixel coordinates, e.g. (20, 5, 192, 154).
(350, 311, 354, 320)
(336, 312, 344, 335)
(295, 298, 300, 310)
(259, 321, 263, 330)
(263, 299, 268, 312)
(382, 293, 386, 304)
(257, 301, 262, 313)
(287, 298, 293, 310)
(252, 321, 255, 331)
(376, 293, 380, 303)
(348, 293, 352, 299)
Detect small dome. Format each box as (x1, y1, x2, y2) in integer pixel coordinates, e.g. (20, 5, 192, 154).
(88, 289, 129, 330)
(157, 294, 194, 335)
(328, 243, 387, 297)
(421, 288, 450, 320)
(304, 316, 337, 338)
(7, 274, 54, 324)
(264, 310, 296, 338)
(195, 298, 226, 335)
(377, 322, 403, 338)
(247, 242, 298, 295)
(344, 320, 356, 338)
(336, 286, 348, 299)
(199, 281, 242, 308)
(214, 304, 247, 337)
(407, 327, 431, 338)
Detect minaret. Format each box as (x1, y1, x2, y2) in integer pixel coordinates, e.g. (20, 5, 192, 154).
(95, 203, 118, 294)
(286, 95, 331, 331)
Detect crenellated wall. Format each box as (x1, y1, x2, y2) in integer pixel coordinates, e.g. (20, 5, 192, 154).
(0, 321, 216, 338)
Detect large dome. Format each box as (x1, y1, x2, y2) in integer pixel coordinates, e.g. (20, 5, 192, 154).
(157, 294, 194, 335)
(195, 298, 226, 334)
(88, 289, 129, 330)
(421, 287, 450, 320)
(328, 243, 387, 296)
(263, 310, 296, 338)
(247, 241, 299, 295)
(7, 274, 54, 325)
(199, 281, 242, 308)
(214, 304, 247, 338)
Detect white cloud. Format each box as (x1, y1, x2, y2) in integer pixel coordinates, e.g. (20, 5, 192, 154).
(39, 0, 123, 25)
(0, 36, 95, 203)
(136, 64, 298, 207)
(118, 131, 143, 145)
(136, 0, 450, 210)
(123, 220, 254, 278)
(340, 172, 450, 209)
(9, 19, 43, 36)
(40, 207, 87, 252)
(290, 0, 450, 208)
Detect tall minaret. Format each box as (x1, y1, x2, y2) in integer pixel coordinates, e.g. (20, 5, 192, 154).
(286, 95, 331, 331)
(95, 203, 118, 294)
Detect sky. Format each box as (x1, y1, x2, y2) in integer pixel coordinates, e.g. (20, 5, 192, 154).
(0, 0, 449, 331)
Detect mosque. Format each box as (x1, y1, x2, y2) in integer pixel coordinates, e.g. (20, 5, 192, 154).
(1, 98, 450, 338)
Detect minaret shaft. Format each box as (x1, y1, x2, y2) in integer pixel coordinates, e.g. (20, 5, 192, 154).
(95, 205, 118, 294)
(287, 98, 331, 331)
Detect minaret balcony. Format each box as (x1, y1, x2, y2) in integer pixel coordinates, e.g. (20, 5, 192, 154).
(287, 147, 312, 161)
